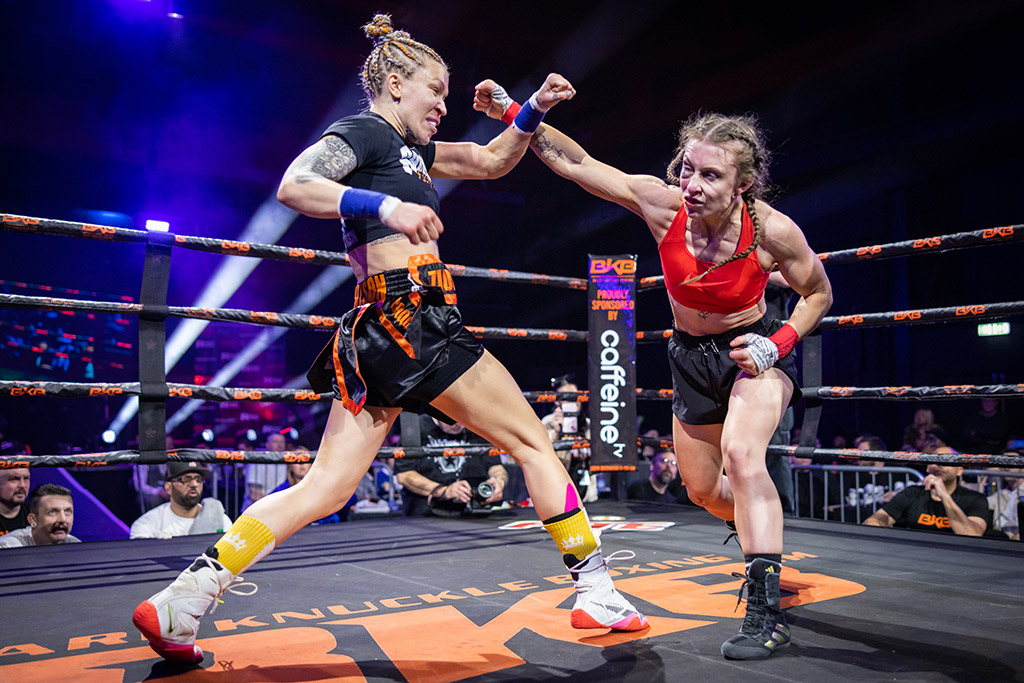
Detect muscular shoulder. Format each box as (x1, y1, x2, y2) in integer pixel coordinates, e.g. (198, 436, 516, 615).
(631, 176, 682, 235)
(753, 201, 809, 260)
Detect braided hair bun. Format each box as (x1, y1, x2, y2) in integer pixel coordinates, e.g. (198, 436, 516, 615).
(362, 14, 394, 43)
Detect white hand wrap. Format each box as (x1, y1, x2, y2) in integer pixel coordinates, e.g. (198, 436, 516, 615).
(489, 83, 514, 115)
(378, 195, 400, 223)
(743, 333, 779, 375)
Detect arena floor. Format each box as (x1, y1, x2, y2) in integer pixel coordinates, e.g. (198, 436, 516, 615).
(1, 501, 1022, 682)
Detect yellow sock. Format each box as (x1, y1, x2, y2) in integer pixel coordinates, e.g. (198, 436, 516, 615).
(543, 508, 598, 567)
(211, 515, 276, 575)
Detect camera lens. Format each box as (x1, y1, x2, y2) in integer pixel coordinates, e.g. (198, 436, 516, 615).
(477, 482, 495, 498)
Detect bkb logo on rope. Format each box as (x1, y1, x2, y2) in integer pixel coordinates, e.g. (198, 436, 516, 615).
(587, 254, 637, 472)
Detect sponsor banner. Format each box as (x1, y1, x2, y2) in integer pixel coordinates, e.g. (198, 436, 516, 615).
(587, 255, 638, 471)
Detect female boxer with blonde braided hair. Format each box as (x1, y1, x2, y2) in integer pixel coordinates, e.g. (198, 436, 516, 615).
(132, 15, 648, 667)
(475, 86, 832, 660)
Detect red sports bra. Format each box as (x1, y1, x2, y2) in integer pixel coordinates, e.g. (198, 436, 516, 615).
(658, 202, 769, 314)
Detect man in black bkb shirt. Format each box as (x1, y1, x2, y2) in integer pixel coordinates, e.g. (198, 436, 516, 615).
(395, 415, 508, 516)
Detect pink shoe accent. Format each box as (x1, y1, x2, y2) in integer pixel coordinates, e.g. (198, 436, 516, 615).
(564, 483, 579, 513)
(571, 608, 649, 632)
(132, 600, 204, 664)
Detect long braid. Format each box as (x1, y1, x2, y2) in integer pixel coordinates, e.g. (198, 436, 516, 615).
(359, 14, 447, 104)
(668, 113, 770, 286)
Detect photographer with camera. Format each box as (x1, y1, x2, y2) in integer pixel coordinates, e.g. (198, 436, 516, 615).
(396, 415, 508, 517)
(542, 375, 597, 503)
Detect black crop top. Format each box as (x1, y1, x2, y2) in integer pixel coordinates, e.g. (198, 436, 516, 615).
(323, 112, 438, 251)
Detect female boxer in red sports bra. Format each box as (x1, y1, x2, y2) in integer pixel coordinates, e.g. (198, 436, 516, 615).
(474, 87, 832, 660)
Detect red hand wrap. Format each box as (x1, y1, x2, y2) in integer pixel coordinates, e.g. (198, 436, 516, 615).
(769, 323, 799, 359)
(501, 101, 522, 125)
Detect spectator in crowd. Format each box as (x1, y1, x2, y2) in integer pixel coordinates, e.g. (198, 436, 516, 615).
(627, 451, 690, 504)
(901, 408, 940, 452)
(790, 434, 843, 520)
(841, 434, 909, 519)
(0, 467, 31, 538)
(921, 427, 955, 454)
(242, 431, 289, 511)
(375, 454, 399, 503)
(131, 436, 172, 512)
(986, 449, 1023, 540)
(541, 375, 596, 503)
(863, 448, 991, 536)
(959, 397, 1010, 455)
(831, 433, 850, 450)
(0, 483, 80, 548)
(396, 415, 507, 517)
(269, 448, 349, 524)
(130, 461, 232, 539)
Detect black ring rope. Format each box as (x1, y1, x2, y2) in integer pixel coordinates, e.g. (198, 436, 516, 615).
(810, 384, 1024, 400)
(636, 224, 1023, 290)
(4, 212, 1023, 473)
(6, 439, 1019, 469)
(638, 300, 1024, 341)
(1, 214, 585, 289)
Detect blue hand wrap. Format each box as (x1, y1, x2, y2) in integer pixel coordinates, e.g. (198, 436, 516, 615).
(512, 94, 546, 134)
(338, 188, 387, 218)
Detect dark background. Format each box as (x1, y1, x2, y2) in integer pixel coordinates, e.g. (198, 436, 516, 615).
(2, 0, 1022, 454)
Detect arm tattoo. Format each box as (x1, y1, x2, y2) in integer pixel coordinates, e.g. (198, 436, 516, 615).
(532, 131, 568, 164)
(293, 135, 358, 184)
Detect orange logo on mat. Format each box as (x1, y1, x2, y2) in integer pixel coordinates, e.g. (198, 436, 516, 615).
(0, 557, 864, 682)
(913, 238, 941, 249)
(838, 315, 863, 325)
(88, 387, 123, 396)
(856, 246, 881, 258)
(893, 311, 921, 321)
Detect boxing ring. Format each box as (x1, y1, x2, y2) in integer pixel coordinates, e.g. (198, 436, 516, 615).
(2, 213, 1024, 681)
(1, 504, 1022, 681)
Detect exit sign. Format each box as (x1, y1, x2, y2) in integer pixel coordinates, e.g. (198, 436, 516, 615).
(977, 322, 1010, 337)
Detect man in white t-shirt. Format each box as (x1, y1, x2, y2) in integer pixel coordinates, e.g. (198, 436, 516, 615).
(129, 461, 231, 539)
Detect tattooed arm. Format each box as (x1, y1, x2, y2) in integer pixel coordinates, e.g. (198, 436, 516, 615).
(277, 134, 443, 244)
(277, 135, 359, 219)
(528, 125, 680, 237)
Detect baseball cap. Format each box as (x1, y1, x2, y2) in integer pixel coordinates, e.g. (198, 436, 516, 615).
(166, 460, 210, 480)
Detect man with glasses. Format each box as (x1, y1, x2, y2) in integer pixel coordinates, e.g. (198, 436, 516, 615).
(130, 461, 232, 539)
(627, 450, 690, 504)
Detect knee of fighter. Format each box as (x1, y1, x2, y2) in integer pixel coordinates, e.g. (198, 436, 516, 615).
(685, 487, 718, 509)
(721, 442, 759, 473)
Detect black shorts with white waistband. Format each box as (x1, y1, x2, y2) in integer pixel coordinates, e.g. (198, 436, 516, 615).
(306, 256, 484, 422)
(668, 316, 801, 426)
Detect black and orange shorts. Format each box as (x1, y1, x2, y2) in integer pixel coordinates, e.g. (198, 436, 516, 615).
(667, 316, 801, 425)
(306, 255, 484, 421)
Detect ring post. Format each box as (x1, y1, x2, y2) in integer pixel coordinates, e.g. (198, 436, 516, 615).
(137, 230, 174, 465)
(587, 254, 638, 499)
